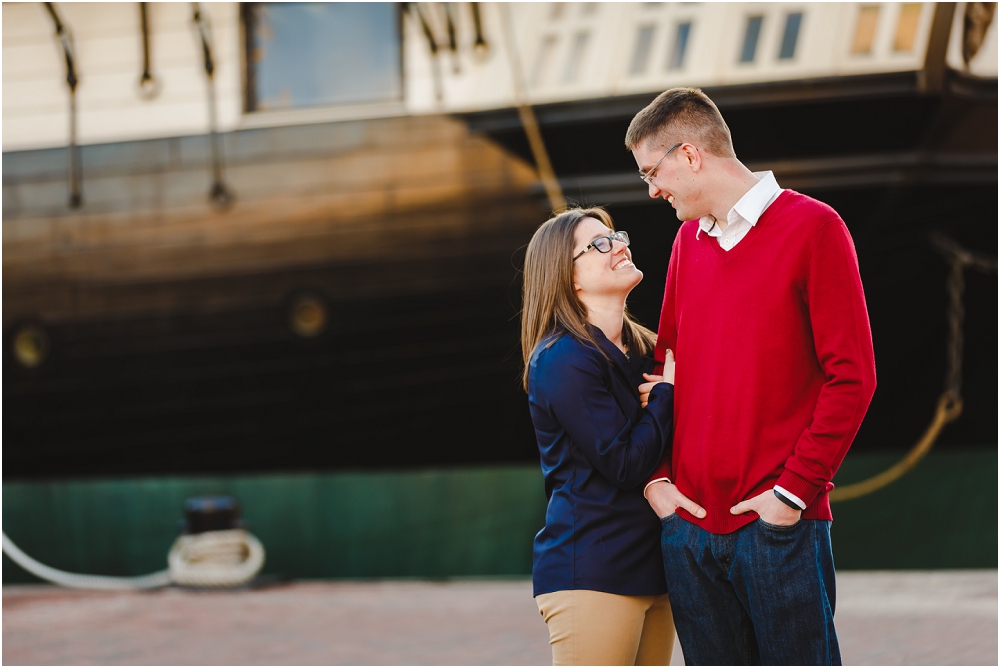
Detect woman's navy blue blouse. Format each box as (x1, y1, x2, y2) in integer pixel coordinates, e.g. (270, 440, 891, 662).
(527, 326, 674, 598)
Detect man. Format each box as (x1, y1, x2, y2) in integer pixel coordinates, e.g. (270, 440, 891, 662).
(626, 88, 876, 665)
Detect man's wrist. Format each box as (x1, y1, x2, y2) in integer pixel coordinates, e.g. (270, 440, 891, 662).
(773, 486, 806, 510)
(643, 477, 672, 499)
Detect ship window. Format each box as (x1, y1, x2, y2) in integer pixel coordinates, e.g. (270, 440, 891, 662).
(893, 3, 923, 51)
(667, 22, 692, 70)
(740, 16, 763, 63)
(563, 31, 591, 83)
(531, 35, 559, 87)
(778, 12, 803, 59)
(12, 324, 49, 369)
(851, 5, 880, 54)
(244, 3, 401, 111)
(630, 25, 656, 75)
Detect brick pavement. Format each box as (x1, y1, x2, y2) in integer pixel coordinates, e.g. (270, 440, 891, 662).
(835, 571, 998, 665)
(3, 571, 996, 665)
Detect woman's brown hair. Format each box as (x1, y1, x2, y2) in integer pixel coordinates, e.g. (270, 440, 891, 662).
(520, 207, 656, 390)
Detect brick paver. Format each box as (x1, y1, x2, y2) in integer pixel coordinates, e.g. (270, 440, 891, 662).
(3, 571, 995, 665)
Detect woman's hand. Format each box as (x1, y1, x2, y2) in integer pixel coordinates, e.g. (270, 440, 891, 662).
(638, 350, 675, 407)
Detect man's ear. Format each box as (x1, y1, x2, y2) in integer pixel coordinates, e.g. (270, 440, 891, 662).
(682, 144, 702, 172)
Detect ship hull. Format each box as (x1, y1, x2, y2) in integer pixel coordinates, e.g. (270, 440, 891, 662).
(3, 77, 996, 479)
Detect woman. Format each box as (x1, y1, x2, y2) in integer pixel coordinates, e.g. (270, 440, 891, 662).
(521, 207, 676, 666)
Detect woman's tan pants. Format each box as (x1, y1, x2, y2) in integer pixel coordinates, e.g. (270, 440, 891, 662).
(536, 589, 675, 666)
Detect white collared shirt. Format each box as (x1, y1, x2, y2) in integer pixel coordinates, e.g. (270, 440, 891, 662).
(696, 171, 783, 251)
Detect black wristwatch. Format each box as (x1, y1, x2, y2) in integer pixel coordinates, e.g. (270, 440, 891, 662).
(773, 488, 802, 510)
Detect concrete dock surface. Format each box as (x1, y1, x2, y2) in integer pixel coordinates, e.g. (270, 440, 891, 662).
(3, 570, 996, 665)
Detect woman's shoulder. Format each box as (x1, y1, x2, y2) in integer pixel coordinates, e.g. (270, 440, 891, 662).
(532, 330, 601, 363)
(529, 331, 606, 386)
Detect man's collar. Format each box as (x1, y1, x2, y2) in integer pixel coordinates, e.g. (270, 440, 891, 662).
(697, 215, 719, 236)
(696, 171, 781, 238)
(731, 171, 781, 227)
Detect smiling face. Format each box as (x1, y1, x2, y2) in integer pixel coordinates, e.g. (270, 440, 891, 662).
(572, 217, 643, 300)
(632, 139, 708, 222)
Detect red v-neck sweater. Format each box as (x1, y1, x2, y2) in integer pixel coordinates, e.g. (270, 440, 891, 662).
(648, 190, 876, 534)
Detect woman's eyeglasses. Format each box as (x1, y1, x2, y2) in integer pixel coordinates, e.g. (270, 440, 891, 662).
(573, 231, 630, 261)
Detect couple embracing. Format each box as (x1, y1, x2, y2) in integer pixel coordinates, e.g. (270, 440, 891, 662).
(520, 88, 877, 666)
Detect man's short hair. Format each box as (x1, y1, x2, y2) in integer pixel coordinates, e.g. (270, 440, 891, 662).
(625, 87, 735, 158)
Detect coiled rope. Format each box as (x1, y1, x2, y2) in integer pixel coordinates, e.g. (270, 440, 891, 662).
(830, 234, 997, 501)
(2, 529, 264, 590)
(168, 529, 266, 588)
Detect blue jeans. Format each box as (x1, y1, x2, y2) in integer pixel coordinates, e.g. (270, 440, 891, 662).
(660, 515, 840, 665)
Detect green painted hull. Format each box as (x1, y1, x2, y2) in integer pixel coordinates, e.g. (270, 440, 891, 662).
(3, 449, 996, 584)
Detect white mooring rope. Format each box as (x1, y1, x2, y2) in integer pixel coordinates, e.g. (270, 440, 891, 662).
(2, 529, 265, 590)
(168, 529, 266, 587)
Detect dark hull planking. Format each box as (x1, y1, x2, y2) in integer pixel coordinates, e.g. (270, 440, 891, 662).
(3, 73, 996, 480)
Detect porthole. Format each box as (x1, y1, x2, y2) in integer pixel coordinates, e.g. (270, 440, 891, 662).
(12, 324, 50, 368)
(288, 294, 329, 338)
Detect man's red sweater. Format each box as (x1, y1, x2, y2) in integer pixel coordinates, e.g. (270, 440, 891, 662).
(648, 190, 876, 534)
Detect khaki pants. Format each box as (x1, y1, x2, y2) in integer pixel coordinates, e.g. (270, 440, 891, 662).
(536, 589, 675, 666)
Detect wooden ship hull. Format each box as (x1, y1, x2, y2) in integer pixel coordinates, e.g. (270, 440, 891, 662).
(3, 114, 548, 477)
(3, 2, 996, 481)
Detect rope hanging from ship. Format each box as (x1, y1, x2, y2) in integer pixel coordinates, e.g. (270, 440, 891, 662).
(43, 2, 82, 209)
(829, 234, 997, 502)
(192, 2, 235, 210)
(137, 2, 161, 100)
(497, 3, 566, 213)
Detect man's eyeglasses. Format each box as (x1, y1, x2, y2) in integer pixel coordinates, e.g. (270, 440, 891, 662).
(639, 143, 682, 185)
(573, 231, 630, 261)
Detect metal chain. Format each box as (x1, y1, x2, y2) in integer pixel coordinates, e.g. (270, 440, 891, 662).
(932, 232, 997, 398)
(830, 234, 995, 502)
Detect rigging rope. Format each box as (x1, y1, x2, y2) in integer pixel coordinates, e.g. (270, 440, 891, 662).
(137, 2, 161, 99)
(829, 234, 997, 502)
(498, 3, 566, 213)
(408, 3, 444, 102)
(470, 3, 488, 52)
(43, 2, 82, 208)
(192, 2, 234, 210)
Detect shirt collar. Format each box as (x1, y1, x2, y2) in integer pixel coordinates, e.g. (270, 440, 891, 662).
(732, 170, 781, 226)
(588, 324, 641, 374)
(697, 171, 781, 236)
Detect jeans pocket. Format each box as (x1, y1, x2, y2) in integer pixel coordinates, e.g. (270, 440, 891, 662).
(660, 513, 682, 550)
(757, 517, 802, 532)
